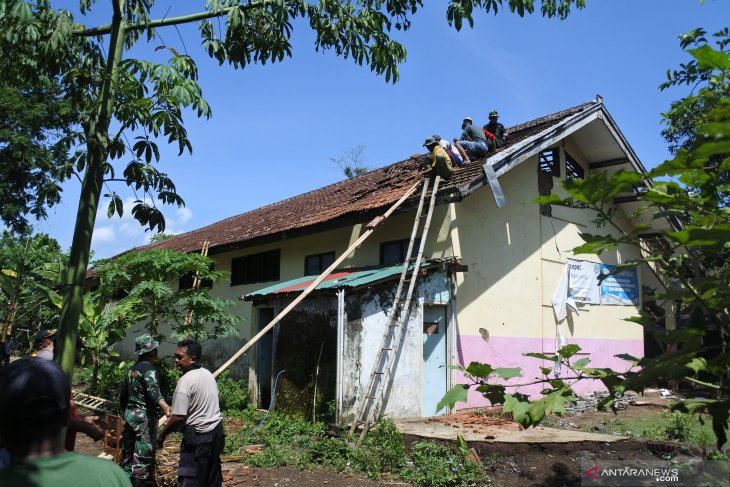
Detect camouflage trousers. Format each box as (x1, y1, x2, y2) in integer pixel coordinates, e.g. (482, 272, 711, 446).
(121, 408, 158, 481)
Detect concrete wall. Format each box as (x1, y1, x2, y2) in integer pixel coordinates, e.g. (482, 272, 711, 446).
(340, 269, 452, 423)
(451, 137, 649, 405)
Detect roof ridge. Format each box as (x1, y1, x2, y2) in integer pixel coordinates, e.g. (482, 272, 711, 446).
(507, 101, 596, 134)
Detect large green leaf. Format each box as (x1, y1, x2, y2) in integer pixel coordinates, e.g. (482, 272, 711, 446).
(494, 367, 521, 380)
(557, 344, 581, 359)
(436, 384, 469, 413)
(464, 361, 494, 379)
(688, 45, 730, 71)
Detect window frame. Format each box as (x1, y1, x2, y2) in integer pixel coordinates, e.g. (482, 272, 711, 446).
(304, 251, 336, 276)
(230, 249, 281, 286)
(379, 238, 420, 266)
(538, 148, 561, 177)
(565, 151, 585, 180)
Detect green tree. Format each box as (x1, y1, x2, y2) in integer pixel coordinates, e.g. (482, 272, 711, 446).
(660, 28, 730, 155)
(0, 1, 99, 232)
(93, 249, 241, 341)
(0, 0, 586, 378)
(0, 230, 66, 349)
(441, 37, 730, 450)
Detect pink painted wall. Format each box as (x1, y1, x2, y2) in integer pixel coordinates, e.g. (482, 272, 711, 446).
(454, 334, 643, 407)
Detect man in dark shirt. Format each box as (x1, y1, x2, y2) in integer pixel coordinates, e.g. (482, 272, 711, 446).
(454, 117, 491, 160)
(483, 110, 507, 148)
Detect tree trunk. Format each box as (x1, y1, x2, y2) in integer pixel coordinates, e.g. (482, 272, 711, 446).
(56, 0, 127, 379)
(91, 354, 99, 394)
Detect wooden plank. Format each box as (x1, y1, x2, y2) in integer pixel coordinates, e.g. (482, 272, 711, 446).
(589, 158, 630, 169)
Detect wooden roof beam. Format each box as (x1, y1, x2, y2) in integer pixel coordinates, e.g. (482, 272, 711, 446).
(589, 158, 630, 169)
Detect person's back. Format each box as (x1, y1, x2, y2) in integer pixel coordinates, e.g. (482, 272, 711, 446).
(0, 358, 130, 487)
(462, 123, 487, 143)
(1, 451, 131, 486)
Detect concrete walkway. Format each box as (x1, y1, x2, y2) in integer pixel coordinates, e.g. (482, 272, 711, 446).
(395, 416, 628, 444)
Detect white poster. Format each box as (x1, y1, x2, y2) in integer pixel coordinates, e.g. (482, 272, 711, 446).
(567, 259, 600, 305)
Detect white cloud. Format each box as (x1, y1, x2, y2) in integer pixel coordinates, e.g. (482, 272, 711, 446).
(91, 226, 117, 246)
(90, 197, 194, 259)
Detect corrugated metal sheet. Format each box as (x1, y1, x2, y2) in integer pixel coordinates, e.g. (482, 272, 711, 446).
(245, 258, 451, 300)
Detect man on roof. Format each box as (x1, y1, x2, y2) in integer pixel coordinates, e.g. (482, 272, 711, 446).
(422, 137, 454, 181)
(453, 117, 491, 161)
(483, 110, 507, 148)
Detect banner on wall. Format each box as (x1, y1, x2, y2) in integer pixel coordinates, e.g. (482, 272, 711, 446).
(599, 264, 639, 305)
(567, 259, 601, 305)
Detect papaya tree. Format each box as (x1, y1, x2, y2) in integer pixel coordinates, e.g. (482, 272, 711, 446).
(92, 249, 240, 342)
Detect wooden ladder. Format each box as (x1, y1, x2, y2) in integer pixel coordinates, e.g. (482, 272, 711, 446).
(183, 240, 210, 327)
(349, 175, 441, 445)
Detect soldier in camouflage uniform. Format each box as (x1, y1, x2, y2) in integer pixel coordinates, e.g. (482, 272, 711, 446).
(120, 334, 172, 486)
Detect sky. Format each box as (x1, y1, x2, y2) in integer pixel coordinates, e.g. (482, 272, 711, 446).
(34, 0, 730, 259)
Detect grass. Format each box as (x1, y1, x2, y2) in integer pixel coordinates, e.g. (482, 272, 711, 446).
(222, 408, 494, 486)
(542, 408, 722, 446)
(599, 410, 717, 445)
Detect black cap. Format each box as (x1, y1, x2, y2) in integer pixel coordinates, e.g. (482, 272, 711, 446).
(0, 358, 70, 419)
(35, 329, 56, 343)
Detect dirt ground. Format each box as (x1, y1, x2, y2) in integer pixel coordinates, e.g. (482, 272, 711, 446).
(75, 401, 704, 487)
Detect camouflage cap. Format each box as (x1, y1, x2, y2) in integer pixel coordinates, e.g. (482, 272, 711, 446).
(134, 334, 159, 355)
(489, 110, 499, 118)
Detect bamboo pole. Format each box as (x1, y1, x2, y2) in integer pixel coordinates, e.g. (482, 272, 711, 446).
(211, 180, 422, 378)
(183, 240, 210, 328)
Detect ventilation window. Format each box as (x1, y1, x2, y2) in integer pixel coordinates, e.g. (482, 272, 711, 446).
(304, 251, 336, 276)
(565, 152, 584, 180)
(231, 249, 280, 286)
(538, 148, 560, 177)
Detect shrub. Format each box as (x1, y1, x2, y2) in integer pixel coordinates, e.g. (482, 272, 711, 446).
(157, 361, 181, 401)
(351, 418, 407, 479)
(665, 411, 694, 443)
(217, 371, 249, 411)
(94, 359, 133, 408)
(307, 437, 352, 470)
(402, 441, 489, 487)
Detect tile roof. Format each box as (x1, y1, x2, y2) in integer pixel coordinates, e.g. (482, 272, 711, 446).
(138, 101, 597, 255)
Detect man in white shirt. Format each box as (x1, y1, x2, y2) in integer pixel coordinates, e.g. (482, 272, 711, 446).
(157, 339, 224, 487)
(33, 329, 56, 360)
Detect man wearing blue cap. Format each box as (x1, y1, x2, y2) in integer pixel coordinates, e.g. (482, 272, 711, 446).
(120, 334, 171, 486)
(0, 357, 130, 485)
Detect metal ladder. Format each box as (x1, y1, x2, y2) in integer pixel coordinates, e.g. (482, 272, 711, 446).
(349, 175, 441, 445)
